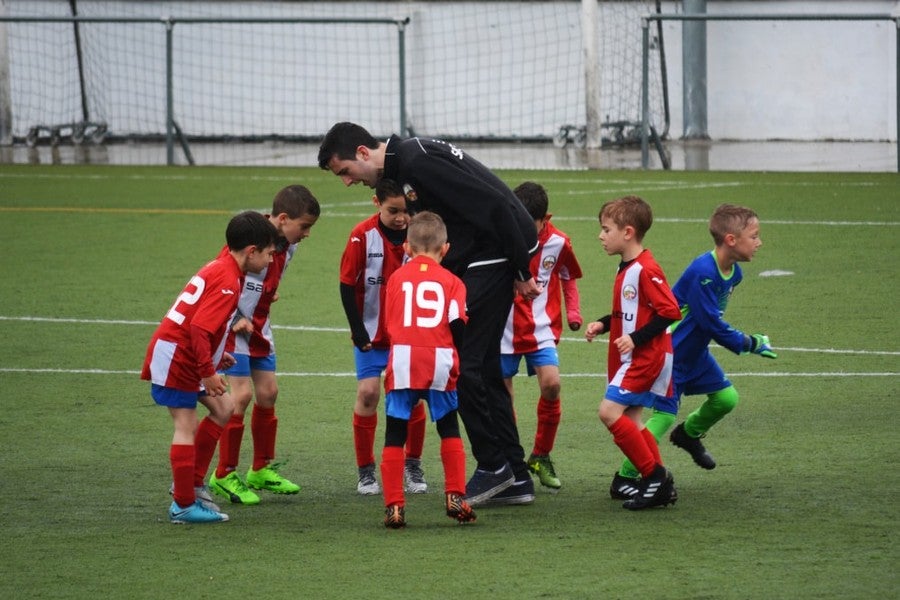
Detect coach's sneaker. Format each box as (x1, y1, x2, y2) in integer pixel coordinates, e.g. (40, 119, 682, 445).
(670, 422, 717, 470)
(169, 499, 229, 524)
(246, 463, 300, 494)
(622, 465, 676, 511)
(384, 504, 406, 529)
(357, 464, 381, 496)
(482, 477, 535, 507)
(445, 493, 477, 524)
(527, 453, 561, 490)
(210, 472, 261, 505)
(169, 483, 221, 512)
(609, 472, 641, 500)
(465, 463, 515, 507)
(404, 457, 428, 494)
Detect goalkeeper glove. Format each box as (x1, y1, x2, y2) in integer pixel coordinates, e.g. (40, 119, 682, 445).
(748, 333, 777, 359)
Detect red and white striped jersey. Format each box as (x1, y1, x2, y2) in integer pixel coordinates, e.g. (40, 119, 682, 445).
(383, 255, 467, 393)
(606, 249, 681, 396)
(221, 238, 297, 357)
(141, 254, 243, 392)
(501, 221, 582, 353)
(339, 214, 408, 349)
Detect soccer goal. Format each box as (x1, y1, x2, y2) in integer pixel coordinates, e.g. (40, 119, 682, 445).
(0, 0, 670, 164)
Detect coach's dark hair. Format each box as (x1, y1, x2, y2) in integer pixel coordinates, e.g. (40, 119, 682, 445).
(226, 210, 278, 251)
(513, 181, 549, 221)
(318, 122, 379, 170)
(272, 184, 321, 219)
(375, 178, 405, 203)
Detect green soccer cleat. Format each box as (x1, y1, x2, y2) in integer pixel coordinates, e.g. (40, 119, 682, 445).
(210, 471, 261, 505)
(527, 453, 562, 489)
(246, 463, 300, 494)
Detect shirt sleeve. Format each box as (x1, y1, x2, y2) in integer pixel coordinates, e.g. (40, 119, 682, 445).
(681, 267, 747, 354)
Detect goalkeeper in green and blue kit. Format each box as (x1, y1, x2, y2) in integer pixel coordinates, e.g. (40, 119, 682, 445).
(611, 204, 776, 498)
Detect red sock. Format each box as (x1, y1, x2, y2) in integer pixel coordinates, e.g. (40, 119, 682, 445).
(194, 417, 224, 487)
(215, 414, 244, 478)
(533, 396, 561, 456)
(353, 413, 377, 467)
(380, 445, 405, 507)
(251, 404, 277, 471)
(608, 416, 655, 478)
(440, 436, 467, 496)
(405, 401, 427, 460)
(641, 426, 662, 465)
(170, 443, 195, 507)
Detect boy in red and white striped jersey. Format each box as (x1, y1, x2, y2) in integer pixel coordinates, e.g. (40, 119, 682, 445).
(499, 182, 583, 497)
(380, 211, 475, 528)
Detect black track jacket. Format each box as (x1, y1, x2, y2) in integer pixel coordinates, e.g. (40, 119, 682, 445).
(382, 134, 539, 279)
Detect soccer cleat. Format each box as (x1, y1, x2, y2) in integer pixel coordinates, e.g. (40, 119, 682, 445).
(246, 463, 300, 494)
(404, 457, 428, 494)
(384, 504, 406, 529)
(209, 471, 261, 505)
(609, 472, 641, 500)
(445, 493, 477, 524)
(169, 483, 222, 512)
(670, 422, 717, 470)
(464, 463, 515, 507)
(169, 499, 229, 524)
(481, 478, 535, 507)
(527, 453, 561, 490)
(622, 465, 677, 510)
(357, 464, 381, 496)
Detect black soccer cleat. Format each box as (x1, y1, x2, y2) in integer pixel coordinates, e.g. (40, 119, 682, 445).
(622, 465, 676, 510)
(609, 472, 641, 500)
(670, 422, 717, 470)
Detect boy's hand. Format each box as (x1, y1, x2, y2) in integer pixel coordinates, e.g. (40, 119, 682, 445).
(750, 333, 777, 359)
(613, 334, 635, 354)
(232, 317, 253, 336)
(584, 321, 605, 342)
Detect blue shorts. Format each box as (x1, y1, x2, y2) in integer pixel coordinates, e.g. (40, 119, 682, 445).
(223, 353, 276, 377)
(150, 383, 205, 409)
(604, 384, 666, 409)
(501, 346, 559, 378)
(354, 347, 389, 380)
(385, 389, 458, 422)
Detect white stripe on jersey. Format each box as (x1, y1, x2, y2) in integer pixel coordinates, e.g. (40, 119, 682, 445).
(363, 229, 386, 340)
(392, 344, 411, 389)
(432, 347, 454, 389)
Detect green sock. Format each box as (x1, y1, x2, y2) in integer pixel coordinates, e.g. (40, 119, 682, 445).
(619, 410, 676, 478)
(684, 386, 740, 438)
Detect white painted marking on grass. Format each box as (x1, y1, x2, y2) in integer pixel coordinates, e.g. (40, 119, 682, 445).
(759, 270, 795, 277)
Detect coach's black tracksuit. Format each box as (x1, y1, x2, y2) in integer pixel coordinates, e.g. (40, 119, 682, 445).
(382, 135, 539, 480)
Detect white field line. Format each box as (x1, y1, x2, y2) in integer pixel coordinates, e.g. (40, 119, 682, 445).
(1, 316, 897, 379)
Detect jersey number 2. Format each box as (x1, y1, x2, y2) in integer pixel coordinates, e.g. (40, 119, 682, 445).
(166, 275, 205, 325)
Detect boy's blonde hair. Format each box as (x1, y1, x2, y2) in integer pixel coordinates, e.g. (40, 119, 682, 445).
(599, 195, 653, 241)
(709, 204, 758, 245)
(407, 211, 447, 253)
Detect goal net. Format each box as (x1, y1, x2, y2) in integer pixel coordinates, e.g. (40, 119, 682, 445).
(2, 1, 668, 159)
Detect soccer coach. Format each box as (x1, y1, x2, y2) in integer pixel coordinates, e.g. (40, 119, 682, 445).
(319, 122, 542, 505)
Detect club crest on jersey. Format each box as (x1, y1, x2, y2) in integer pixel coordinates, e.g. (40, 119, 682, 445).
(541, 256, 557, 271)
(403, 184, 418, 203)
(622, 284, 637, 300)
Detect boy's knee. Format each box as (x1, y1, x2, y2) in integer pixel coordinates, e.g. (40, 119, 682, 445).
(710, 386, 739, 414)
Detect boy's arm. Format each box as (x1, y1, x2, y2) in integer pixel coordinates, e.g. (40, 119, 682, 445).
(449, 318, 466, 351)
(628, 314, 679, 347)
(561, 277, 583, 331)
(584, 315, 611, 342)
(339, 282, 372, 350)
(683, 278, 750, 355)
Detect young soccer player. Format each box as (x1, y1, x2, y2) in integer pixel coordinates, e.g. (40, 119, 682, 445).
(380, 211, 476, 528)
(610, 204, 776, 497)
(208, 186, 320, 505)
(499, 181, 583, 498)
(667, 204, 776, 468)
(141, 211, 277, 524)
(584, 196, 682, 510)
(339, 178, 428, 496)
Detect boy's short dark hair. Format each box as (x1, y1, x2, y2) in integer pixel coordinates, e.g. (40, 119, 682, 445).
(317, 122, 378, 170)
(272, 185, 321, 219)
(226, 210, 278, 251)
(513, 181, 549, 221)
(375, 178, 405, 203)
(599, 195, 653, 241)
